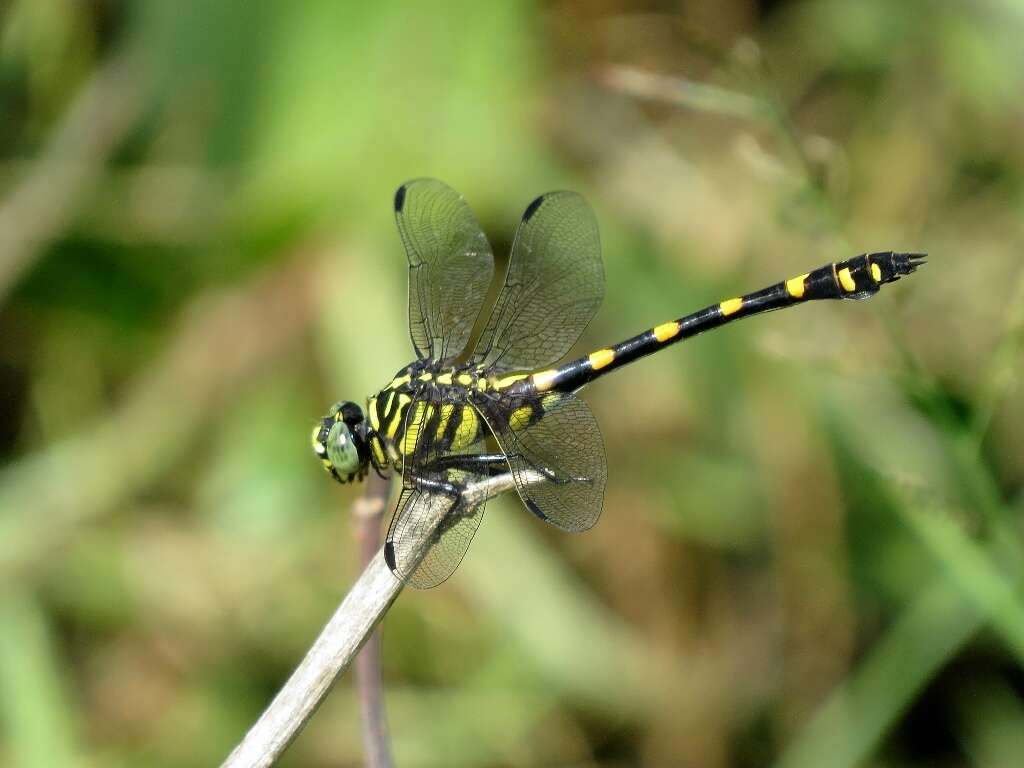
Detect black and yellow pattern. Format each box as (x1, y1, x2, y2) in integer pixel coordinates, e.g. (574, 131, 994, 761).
(312, 179, 925, 588)
(518, 251, 926, 396)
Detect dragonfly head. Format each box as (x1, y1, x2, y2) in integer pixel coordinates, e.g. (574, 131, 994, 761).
(312, 401, 369, 483)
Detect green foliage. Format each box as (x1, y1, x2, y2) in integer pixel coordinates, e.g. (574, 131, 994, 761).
(1, 1, 1022, 766)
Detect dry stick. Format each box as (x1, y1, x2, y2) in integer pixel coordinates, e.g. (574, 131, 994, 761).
(352, 472, 395, 768)
(221, 470, 544, 768)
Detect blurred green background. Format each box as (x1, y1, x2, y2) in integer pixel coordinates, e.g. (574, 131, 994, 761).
(1, 1, 1023, 766)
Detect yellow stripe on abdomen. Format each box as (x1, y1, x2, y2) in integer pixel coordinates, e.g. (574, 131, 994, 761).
(532, 369, 558, 391)
(589, 348, 615, 370)
(838, 267, 857, 292)
(653, 321, 680, 342)
(786, 273, 809, 298)
(494, 373, 528, 389)
(720, 297, 743, 316)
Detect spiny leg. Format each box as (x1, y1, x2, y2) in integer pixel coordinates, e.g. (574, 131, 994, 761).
(423, 453, 510, 476)
(423, 453, 589, 485)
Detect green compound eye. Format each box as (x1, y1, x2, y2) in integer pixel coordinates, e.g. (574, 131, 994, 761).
(325, 420, 361, 476)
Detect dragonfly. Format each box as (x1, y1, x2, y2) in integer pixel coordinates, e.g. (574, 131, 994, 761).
(312, 179, 925, 588)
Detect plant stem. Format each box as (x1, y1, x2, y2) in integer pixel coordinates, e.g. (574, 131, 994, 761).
(220, 470, 541, 768)
(352, 472, 395, 768)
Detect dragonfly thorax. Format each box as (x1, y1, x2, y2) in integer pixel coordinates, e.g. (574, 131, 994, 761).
(364, 361, 490, 474)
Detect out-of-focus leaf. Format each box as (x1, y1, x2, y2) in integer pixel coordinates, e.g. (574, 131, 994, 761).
(0, 592, 81, 768)
(776, 578, 980, 768)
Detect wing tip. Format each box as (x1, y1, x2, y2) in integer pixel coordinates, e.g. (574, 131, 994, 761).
(384, 540, 398, 572)
(524, 497, 548, 521)
(394, 184, 408, 213)
(522, 195, 545, 222)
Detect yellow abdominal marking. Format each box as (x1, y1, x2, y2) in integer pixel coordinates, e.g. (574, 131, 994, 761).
(870, 262, 882, 282)
(495, 373, 528, 389)
(653, 321, 679, 342)
(786, 273, 808, 298)
(589, 348, 615, 370)
(838, 267, 856, 292)
(457, 374, 473, 386)
(720, 297, 743, 316)
(436, 371, 453, 385)
(532, 369, 559, 391)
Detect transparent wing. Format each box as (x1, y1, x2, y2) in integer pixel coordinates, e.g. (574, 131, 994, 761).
(385, 390, 488, 588)
(471, 191, 604, 372)
(395, 179, 495, 363)
(385, 486, 486, 589)
(476, 391, 606, 532)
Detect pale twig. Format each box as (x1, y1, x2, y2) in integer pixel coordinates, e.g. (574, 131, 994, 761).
(597, 64, 771, 122)
(220, 470, 544, 768)
(352, 472, 395, 768)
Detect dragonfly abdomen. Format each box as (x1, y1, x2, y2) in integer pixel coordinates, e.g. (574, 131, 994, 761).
(521, 252, 925, 395)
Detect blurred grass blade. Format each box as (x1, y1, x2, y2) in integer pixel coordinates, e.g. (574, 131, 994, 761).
(952, 675, 1024, 767)
(0, 592, 81, 767)
(776, 579, 980, 768)
(898, 498, 1024, 664)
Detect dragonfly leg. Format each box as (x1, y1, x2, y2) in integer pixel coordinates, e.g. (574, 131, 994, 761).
(422, 453, 510, 476)
(423, 453, 569, 482)
(409, 473, 462, 498)
(443, 454, 595, 486)
(532, 464, 594, 486)
(421, 454, 594, 486)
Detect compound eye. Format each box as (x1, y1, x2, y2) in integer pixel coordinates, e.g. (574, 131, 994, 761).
(325, 420, 360, 476)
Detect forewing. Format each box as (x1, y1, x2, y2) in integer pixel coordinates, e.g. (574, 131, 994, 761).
(385, 390, 488, 588)
(476, 391, 606, 532)
(395, 179, 494, 363)
(472, 191, 604, 372)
